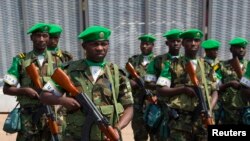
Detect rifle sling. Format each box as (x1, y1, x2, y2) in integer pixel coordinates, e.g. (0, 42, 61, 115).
(198, 59, 211, 110)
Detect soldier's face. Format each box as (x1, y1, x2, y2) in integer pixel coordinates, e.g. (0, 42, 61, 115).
(230, 46, 246, 59)
(205, 48, 218, 59)
(31, 32, 49, 51)
(182, 38, 201, 54)
(166, 39, 182, 52)
(83, 40, 109, 62)
(140, 42, 154, 55)
(48, 36, 60, 48)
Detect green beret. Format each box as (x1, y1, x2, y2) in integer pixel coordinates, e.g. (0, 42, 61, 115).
(162, 29, 183, 39)
(27, 23, 50, 34)
(78, 26, 111, 42)
(201, 39, 221, 49)
(49, 24, 63, 37)
(180, 29, 203, 39)
(229, 37, 248, 48)
(138, 34, 156, 43)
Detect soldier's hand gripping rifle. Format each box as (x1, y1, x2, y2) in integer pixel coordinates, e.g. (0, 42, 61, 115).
(231, 56, 243, 79)
(51, 68, 120, 141)
(26, 63, 60, 141)
(185, 61, 214, 127)
(125, 62, 157, 104)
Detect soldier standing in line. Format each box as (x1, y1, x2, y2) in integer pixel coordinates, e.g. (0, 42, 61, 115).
(40, 26, 134, 141)
(3, 23, 53, 141)
(126, 34, 156, 141)
(240, 61, 250, 125)
(47, 24, 73, 66)
(156, 29, 218, 141)
(201, 39, 223, 124)
(144, 29, 183, 140)
(219, 37, 249, 124)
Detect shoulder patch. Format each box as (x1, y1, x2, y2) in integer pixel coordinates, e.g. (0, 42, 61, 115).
(18, 53, 26, 59)
(62, 50, 73, 60)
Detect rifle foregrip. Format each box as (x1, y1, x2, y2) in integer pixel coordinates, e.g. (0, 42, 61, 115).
(48, 120, 59, 134)
(100, 125, 119, 141)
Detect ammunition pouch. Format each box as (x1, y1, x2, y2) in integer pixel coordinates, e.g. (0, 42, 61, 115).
(242, 106, 250, 125)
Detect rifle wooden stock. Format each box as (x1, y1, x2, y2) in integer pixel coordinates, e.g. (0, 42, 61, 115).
(231, 57, 243, 79)
(185, 61, 214, 127)
(26, 63, 60, 141)
(51, 68, 119, 141)
(125, 62, 157, 104)
(26, 63, 43, 89)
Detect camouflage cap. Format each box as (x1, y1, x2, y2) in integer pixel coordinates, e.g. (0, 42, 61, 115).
(229, 37, 248, 48)
(27, 23, 50, 34)
(78, 26, 111, 42)
(48, 24, 63, 37)
(138, 34, 156, 43)
(180, 29, 203, 39)
(162, 29, 183, 39)
(201, 39, 221, 49)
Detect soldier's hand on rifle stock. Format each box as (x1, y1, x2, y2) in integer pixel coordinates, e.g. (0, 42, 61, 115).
(183, 86, 196, 97)
(59, 97, 81, 110)
(24, 87, 40, 99)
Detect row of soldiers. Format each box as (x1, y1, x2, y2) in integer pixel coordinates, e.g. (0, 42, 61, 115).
(127, 28, 250, 141)
(2, 22, 250, 141)
(3, 23, 134, 141)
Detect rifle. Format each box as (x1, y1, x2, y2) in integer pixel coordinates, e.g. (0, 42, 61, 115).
(185, 61, 214, 127)
(51, 68, 120, 141)
(125, 62, 157, 104)
(26, 63, 60, 141)
(231, 57, 243, 79)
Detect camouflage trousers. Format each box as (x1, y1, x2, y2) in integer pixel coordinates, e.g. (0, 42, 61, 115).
(16, 110, 51, 141)
(222, 107, 242, 124)
(132, 107, 160, 141)
(167, 112, 207, 141)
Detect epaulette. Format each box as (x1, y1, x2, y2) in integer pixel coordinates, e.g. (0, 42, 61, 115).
(18, 53, 26, 59)
(56, 50, 63, 58)
(62, 50, 73, 60)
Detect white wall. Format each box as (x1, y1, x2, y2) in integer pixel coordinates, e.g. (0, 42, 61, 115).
(0, 79, 18, 112)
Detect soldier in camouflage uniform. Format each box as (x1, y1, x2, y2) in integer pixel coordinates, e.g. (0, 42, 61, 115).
(145, 29, 183, 84)
(41, 26, 134, 141)
(240, 61, 250, 125)
(144, 29, 183, 140)
(156, 29, 218, 141)
(47, 24, 73, 139)
(3, 23, 53, 141)
(219, 37, 249, 124)
(47, 24, 73, 67)
(127, 34, 156, 141)
(201, 39, 223, 124)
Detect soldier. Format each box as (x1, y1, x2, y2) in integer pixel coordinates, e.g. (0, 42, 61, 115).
(156, 29, 218, 141)
(144, 29, 183, 140)
(240, 61, 250, 125)
(126, 34, 156, 141)
(40, 25, 134, 141)
(145, 29, 182, 89)
(3, 23, 53, 141)
(47, 23, 74, 139)
(201, 39, 223, 124)
(219, 37, 249, 124)
(48, 24, 73, 66)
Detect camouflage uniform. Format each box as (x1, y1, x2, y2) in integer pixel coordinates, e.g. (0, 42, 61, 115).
(203, 57, 223, 124)
(220, 59, 248, 124)
(156, 56, 218, 141)
(127, 53, 155, 141)
(4, 50, 56, 141)
(49, 59, 133, 141)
